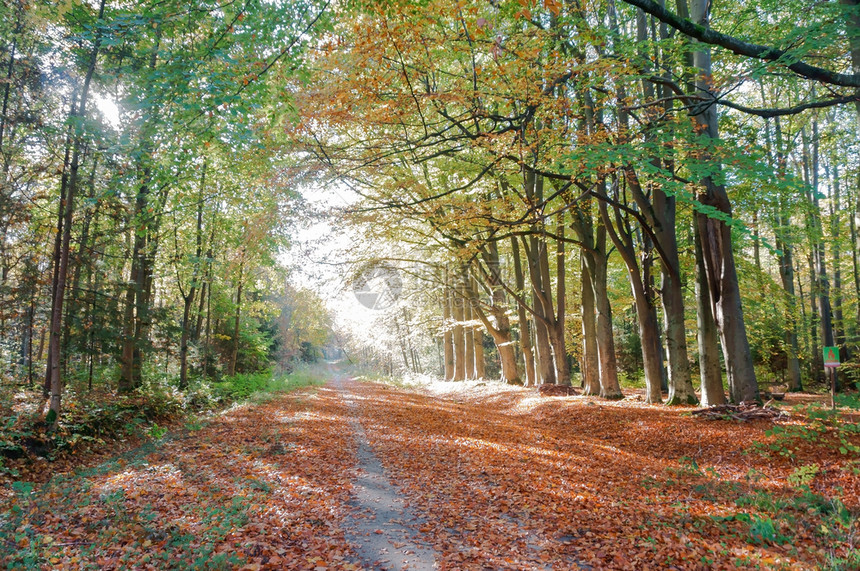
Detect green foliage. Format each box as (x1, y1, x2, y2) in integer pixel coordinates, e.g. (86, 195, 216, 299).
(214, 370, 276, 400)
(214, 367, 325, 403)
(788, 464, 821, 488)
(749, 402, 860, 461)
(747, 515, 789, 545)
(147, 423, 167, 440)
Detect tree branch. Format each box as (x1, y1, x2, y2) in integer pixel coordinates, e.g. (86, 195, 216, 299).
(620, 0, 860, 88)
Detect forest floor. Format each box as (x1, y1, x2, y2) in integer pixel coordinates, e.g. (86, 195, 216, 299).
(2, 366, 859, 570)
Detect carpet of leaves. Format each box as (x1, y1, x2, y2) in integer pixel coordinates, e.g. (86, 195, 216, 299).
(350, 379, 859, 570)
(2, 376, 859, 570)
(2, 389, 362, 570)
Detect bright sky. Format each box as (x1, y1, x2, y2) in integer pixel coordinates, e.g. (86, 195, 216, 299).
(283, 183, 386, 335)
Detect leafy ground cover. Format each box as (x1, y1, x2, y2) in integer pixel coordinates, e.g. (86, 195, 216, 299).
(2, 369, 858, 570)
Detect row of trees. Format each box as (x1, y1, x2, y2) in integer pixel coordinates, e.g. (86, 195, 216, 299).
(302, 0, 860, 403)
(0, 0, 333, 427)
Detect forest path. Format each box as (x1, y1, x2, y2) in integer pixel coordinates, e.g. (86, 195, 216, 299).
(331, 370, 440, 570)
(3, 366, 844, 570)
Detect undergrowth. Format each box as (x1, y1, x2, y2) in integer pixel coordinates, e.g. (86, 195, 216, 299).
(0, 365, 325, 466)
(646, 395, 860, 569)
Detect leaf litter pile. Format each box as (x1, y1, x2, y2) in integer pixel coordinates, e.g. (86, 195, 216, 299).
(3, 374, 859, 570)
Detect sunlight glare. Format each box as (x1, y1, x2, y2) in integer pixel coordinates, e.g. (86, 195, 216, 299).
(95, 94, 120, 128)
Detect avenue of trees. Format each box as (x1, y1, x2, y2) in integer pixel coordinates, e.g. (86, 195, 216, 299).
(1, 0, 859, 430)
(299, 0, 860, 405)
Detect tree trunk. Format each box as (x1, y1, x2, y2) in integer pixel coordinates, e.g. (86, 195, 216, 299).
(474, 324, 485, 379)
(522, 170, 557, 385)
(452, 270, 466, 381)
(467, 260, 519, 384)
(593, 220, 623, 399)
(769, 115, 803, 392)
(229, 257, 244, 377)
(830, 161, 846, 356)
(580, 253, 600, 395)
(442, 273, 455, 380)
(598, 192, 662, 404)
(120, 28, 162, 392)
(44, 0, 107, 427)
(464, 274, 476, 379)
(512, 237, 535, 385)
(551, 212, 570, 385)
(689, 0, 759, 403)
(44, 95, 75, 398)
(652, 189, 695, 404)
(180, 166, 206, 389)
(695, 225, 726, 406)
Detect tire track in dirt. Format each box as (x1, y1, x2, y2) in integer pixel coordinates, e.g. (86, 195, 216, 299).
(333, 372, 439, 570)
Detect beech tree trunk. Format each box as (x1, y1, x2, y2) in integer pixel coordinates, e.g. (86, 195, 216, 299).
(512, 238, 535, 385)
(474, 325, 485, 379)
(228, 255, 244, 377)
(598, 193, 662, 404)
(580, 254, 600, 395)
(472, 248, 519, 383)
(464, 280, 476, 379)
(120, 28, 163, 393)
(690, 0, 759, 403)
(830, 161, 846, 356)
(442, 272, 455, 380)
(179, 163, 206, 389)
(452, 270, 466, 381)
(695, 226, 726, 406)
(768, 115, 803, 392)
(522, 170, 557, 385)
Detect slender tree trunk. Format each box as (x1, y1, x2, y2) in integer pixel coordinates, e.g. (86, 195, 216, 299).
(580, 254, 600, 395)
(228, 255, 244, 377)
(802, 127, 828, 381)
(120, 29, 162, 392)
(474, 323, 485, 379)
(179, 163, 205, 389)
(512, 237, 535, 385)
(774, 223, 804, 392)
(769, 115, 803, 392)
(44, 0, 107, 427)
(452, 270, 466, 381)
(464, 274, 476, 379)
(0, 1, 24, 160)
(44, 96, 75, 398)
(179, 292, 195, 388)
(551, 212, 570, 385)
(63, 156, 99, 357)
(442, 272, 455, 381)
(809, 123, 836, 360)
(795, 256, 813, 374)
(592, 219, 623, 399)
(527, 242, 555, 384)
(830, 161, 846, 356)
